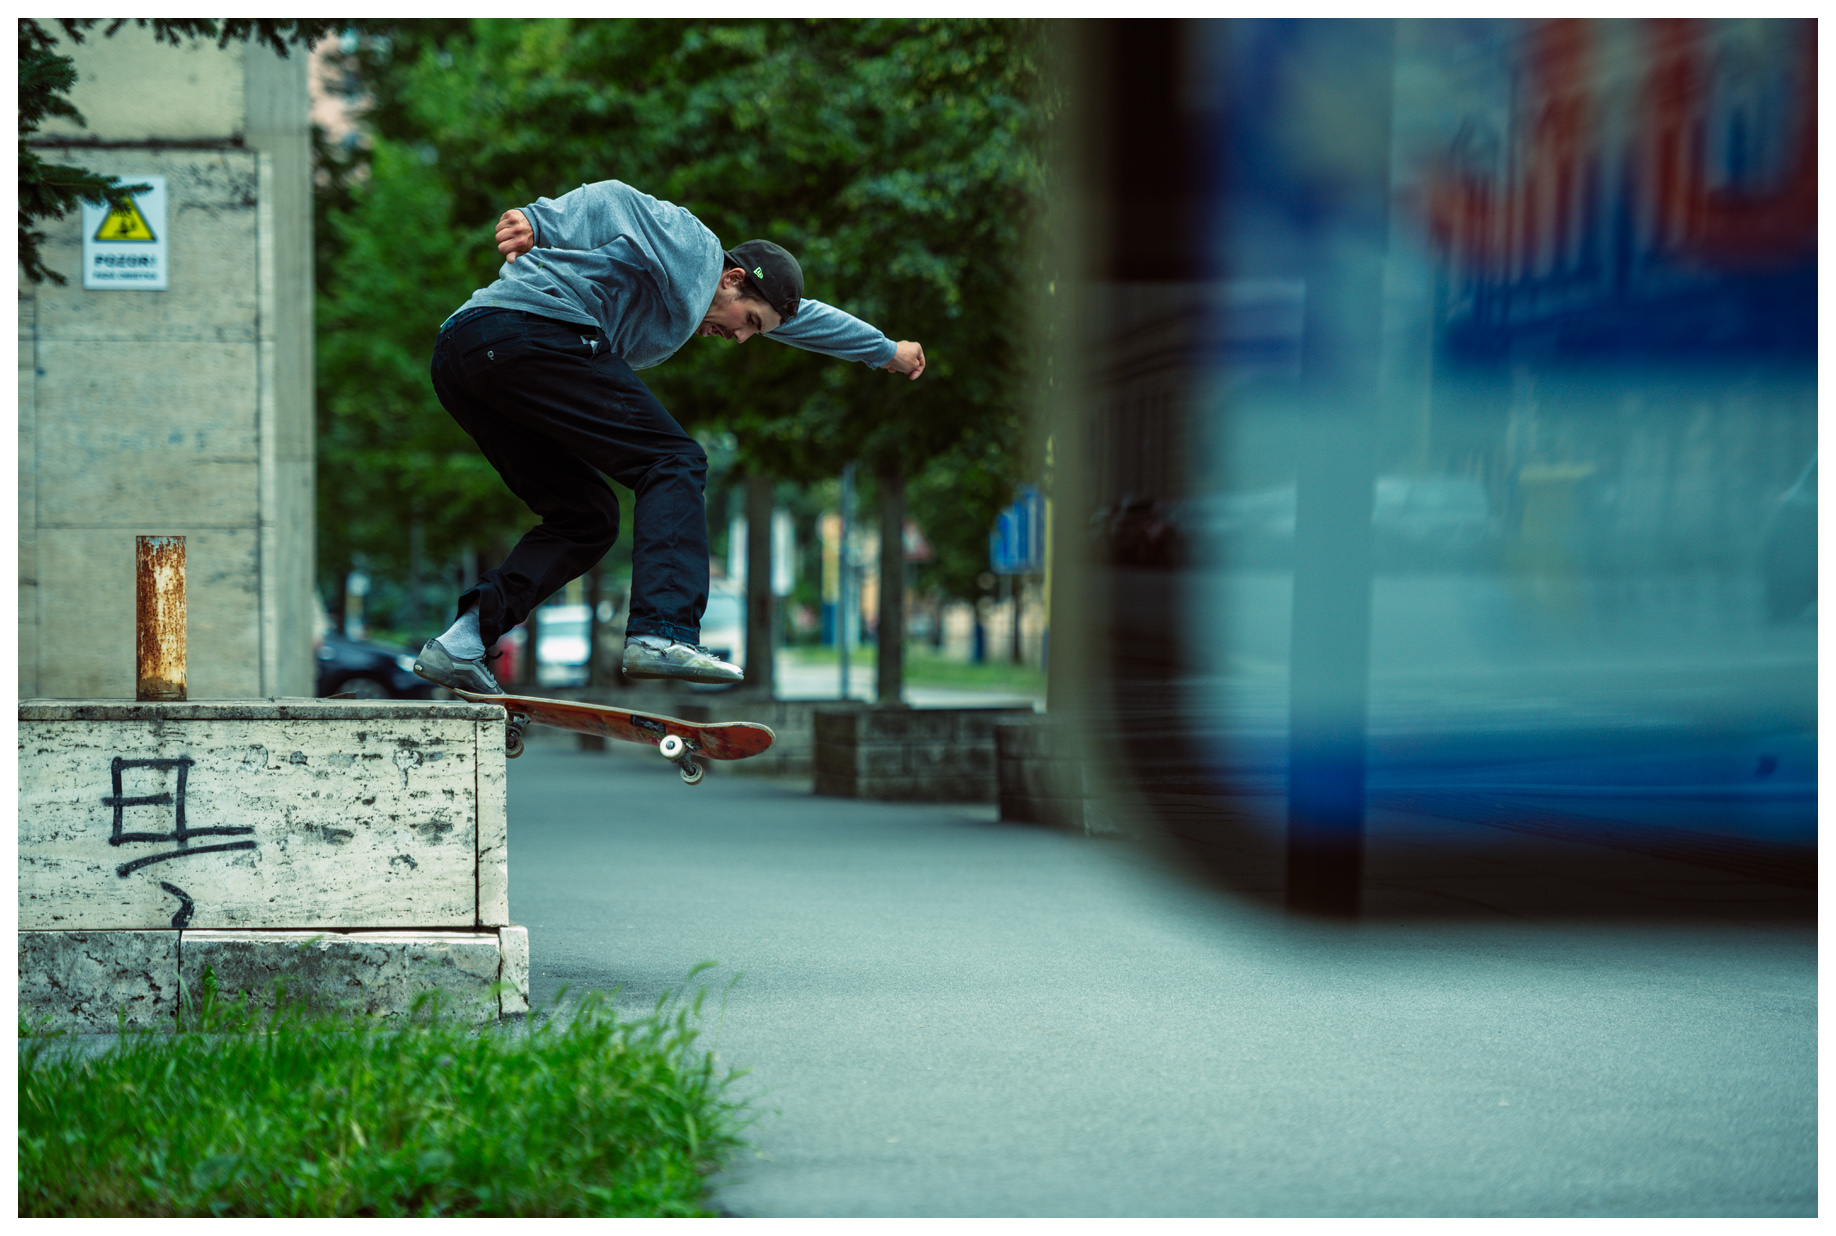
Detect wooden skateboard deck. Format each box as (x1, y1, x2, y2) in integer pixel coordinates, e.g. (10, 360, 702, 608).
(453, 689, 774, 783)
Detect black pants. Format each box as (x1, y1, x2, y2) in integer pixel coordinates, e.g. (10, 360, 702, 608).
(430, 307, 709, 648)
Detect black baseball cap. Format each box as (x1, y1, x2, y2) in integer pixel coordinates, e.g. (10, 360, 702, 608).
(724, 239, 803, 324)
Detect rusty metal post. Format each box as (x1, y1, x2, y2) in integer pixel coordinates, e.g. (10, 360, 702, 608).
(136, 536, 186, 701)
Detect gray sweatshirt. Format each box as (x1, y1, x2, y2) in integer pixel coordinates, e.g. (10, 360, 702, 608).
(448, 180, 898, 371)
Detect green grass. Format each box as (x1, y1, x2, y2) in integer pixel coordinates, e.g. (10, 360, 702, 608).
(785, 642, 1045, 694)
(19, 969, 751, 1217)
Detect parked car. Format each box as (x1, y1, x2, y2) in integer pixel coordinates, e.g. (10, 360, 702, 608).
(699, 585, 745, 668)
(525, 588, 744, 688)
(315, 631, 435, 699)
(1762, 457, 1816, 620)
(1091, 495, 1186, 567)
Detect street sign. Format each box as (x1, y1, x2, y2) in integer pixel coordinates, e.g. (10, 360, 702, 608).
(80, 177, 167, 291)
(989, 485, 1045, 575)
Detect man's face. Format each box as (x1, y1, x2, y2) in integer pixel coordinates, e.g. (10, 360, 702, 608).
(697, 269, 782, 343)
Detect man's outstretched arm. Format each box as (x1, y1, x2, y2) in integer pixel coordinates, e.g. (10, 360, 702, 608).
(769, 298, 924, 380)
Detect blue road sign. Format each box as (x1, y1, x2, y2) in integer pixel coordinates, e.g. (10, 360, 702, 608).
(989, 485, 1045, 575)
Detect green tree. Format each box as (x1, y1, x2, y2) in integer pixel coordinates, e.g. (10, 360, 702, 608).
(315, 19, 1059, 636)
(314, 138, 530, 597)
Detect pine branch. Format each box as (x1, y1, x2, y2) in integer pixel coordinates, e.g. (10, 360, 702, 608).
(18, 17, 365, 283)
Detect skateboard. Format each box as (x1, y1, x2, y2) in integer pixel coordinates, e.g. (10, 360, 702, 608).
(452, 690, 774, 784)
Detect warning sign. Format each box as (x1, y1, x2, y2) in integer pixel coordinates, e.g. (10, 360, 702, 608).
(81, 176, 167, 290)
(93, 197, 158, 242)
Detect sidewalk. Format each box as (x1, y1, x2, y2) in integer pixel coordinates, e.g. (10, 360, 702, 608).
(505, 743, 1815, 1217)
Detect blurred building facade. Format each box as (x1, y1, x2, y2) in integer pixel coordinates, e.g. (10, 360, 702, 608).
(20, 25, 316, 698)
(1056, 19, 1816, 911)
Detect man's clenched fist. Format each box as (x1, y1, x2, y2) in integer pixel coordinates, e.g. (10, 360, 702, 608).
(881, 340, 926, 381)
(495, 209, 534, 263)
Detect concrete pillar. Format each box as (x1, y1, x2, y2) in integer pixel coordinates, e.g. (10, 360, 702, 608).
(20, 25, 315, 699)
(246, 43, 318, 702)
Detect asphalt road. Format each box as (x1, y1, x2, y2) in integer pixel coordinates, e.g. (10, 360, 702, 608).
(505, 736, 1815, 1218)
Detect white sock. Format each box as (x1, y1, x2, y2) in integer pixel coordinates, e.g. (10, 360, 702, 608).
(438, 608, 486, 660)
(627, 633, 674, 651)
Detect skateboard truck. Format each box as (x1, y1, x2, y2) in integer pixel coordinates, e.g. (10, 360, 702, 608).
(504, 710, 529, 759)
(629, 714, 705, 783)
(657, 733, 705, 785)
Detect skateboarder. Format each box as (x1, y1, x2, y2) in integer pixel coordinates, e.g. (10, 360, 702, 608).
(412, 178, 925, 696)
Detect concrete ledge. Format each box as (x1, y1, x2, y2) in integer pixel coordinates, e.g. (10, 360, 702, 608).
(19, 929, 179, 1033)
(19, 699, 521, 1030)
(999, 790, 1089, 831)
(675, 697, 865, 778)
(182, 929, 513, 1023)
(18, 926, 531, 1032)
(498, 924, 530, 1015)
(996, 718, 1089, 832)
(21, 698, 504, 722)
(814, 705, 1036, 801)
(20, 701, 507, 930)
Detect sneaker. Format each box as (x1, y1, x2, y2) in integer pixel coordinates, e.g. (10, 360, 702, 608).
(622, 636, 744, 685)
(413, 638, 506, 695)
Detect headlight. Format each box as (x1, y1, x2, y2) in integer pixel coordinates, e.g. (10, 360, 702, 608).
(394, 654, 417, 673)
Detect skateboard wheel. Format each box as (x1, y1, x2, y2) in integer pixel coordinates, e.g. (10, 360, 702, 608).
(679, 760, 705, 786)
(505, 726, 525, 759)
(659, 734, 686, 759)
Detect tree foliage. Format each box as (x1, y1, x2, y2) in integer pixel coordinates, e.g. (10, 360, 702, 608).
(17, 20, 348, 285)
(317, 19, 1059, 603)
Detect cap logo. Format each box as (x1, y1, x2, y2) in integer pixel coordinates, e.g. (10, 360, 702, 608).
(754, 267, 764, 279)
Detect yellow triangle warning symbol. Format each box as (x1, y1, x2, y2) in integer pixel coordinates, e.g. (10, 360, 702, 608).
(94, 197, 157, 242)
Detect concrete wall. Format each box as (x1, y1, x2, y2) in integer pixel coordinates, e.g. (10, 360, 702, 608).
(20, 26, 315, 699)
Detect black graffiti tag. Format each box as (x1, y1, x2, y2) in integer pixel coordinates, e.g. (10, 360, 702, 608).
(103, 756, 255, 876)
(159, 881, 195, 928)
